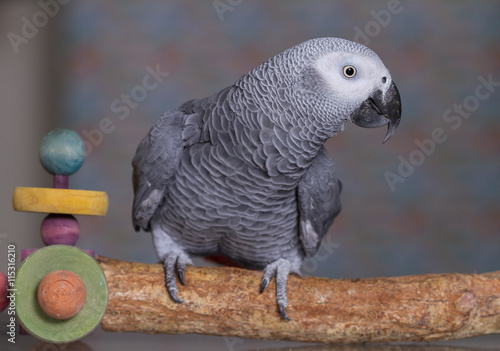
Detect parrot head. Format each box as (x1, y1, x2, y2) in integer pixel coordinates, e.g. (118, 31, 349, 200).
(304, 38, 402, 142)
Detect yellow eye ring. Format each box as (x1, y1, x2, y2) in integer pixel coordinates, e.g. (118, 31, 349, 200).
(343, 65, 357, 78)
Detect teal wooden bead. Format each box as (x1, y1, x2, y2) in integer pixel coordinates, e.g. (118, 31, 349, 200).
(39, 129, 86, 175)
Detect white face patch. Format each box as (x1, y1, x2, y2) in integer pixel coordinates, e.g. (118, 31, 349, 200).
(314, 51, 391, 108)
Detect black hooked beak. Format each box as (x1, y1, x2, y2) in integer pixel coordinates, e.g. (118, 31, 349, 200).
(350, 81, 401, 143)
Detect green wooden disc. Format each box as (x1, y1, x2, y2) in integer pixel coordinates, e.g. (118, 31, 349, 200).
(16, 245, 108, 343)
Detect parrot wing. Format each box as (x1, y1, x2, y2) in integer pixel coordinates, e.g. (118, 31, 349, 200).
(297, 146, 342, 257)
(132, 110, 185, 231)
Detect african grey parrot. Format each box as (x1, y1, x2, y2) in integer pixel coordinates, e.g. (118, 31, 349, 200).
(132, 37, 401, 320)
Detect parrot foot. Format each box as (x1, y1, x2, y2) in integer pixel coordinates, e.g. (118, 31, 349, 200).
(151, 225, 193, 304)
(260, 258, 297, 321)
(162, 250, 193, 304)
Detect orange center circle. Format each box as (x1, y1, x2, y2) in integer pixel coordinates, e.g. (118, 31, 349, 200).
(37, 270, 87, 320)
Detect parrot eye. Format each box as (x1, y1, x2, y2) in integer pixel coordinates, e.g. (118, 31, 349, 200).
(342, 65, 357, 78)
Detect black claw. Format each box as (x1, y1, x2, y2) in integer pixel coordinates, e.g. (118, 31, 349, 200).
(175, 257, 186, 285)
(177, 269, 186, 285)
(259, 278, 269, 293)
(279, 304, 291, 321)
(169, 289, 184, 303)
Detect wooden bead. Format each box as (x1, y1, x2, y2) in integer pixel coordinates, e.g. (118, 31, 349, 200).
(41, 214, 80, 246)
(39, 129, 86, 176)
(37, 270, 86, 320)
(0, 271, 7, 313)
(13, 187, 108, 216)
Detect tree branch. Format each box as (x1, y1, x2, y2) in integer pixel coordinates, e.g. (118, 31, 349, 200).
(97, 256, 500, 344)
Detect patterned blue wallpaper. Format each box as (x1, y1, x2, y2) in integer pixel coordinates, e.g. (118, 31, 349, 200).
(56, 0, 500, 279)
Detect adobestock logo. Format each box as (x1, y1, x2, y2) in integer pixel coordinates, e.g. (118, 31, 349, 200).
(80, 64, 169, 156)
(6, 0, 71, 54)
(213, 0, 244, 21)
(353, 0, 412, 46)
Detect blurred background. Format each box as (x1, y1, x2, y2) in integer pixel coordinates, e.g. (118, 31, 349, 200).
(1, 0, 499, 349)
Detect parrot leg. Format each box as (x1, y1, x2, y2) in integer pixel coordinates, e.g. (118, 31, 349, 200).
(260, 258, 300, 321)
(151, 224, 193, 303)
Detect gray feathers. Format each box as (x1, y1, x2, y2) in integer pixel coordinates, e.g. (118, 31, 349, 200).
(132, 37, 400, 318)
(298, 147, 342, 257)
(132, 110, 185, 231)
(132, 37, 381, 261)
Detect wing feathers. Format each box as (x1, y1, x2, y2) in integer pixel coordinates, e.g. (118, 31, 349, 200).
(297, 147, 342, 257)
(132, 110, 185, 231)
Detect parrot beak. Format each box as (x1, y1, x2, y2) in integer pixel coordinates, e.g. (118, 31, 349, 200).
(350, 81, 401, 143)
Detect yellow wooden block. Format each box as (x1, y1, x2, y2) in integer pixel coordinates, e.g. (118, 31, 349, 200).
(13, 187, 108, 216)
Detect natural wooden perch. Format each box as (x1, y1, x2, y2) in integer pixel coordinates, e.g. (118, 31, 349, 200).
(97, 256, 500, 344)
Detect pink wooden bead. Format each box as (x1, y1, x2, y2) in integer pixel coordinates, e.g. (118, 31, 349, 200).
(40, 214, 80, 246)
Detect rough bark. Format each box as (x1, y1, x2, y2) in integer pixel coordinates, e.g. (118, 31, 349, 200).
(97, 256, 500, 344)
